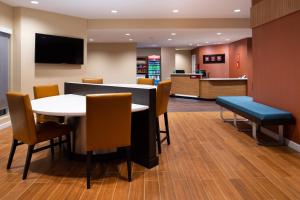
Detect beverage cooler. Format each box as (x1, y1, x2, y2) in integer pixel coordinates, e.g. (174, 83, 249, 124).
(148, 55, 161, 85)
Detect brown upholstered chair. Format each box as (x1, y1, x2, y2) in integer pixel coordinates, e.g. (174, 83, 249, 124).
(137, 78, 155, 85)
(6, 92, 71, 179)
(86, 93, 132, 189)
(156, 80, 172, 154)
(82, 78, 103, 84)
(33, 84, 63, 124)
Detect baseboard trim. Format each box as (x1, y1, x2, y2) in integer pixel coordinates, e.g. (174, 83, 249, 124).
(260, 126, 300, 152)
(0, 121, 11, 130)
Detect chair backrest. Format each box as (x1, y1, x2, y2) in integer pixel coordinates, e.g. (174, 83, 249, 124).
(156, 80, 172, 116)
(137, 78, 154, 85)
(82, 78, 103, 84)
(6, 92, 37, 145)
(86, 93, 132, 151)
(33, 84, 59, 99)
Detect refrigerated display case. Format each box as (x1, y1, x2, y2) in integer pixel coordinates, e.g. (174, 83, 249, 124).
(148, 55, 161, 85)
(136, 57, 148, 79)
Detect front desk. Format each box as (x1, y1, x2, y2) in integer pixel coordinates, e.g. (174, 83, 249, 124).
(170, 73, 247, 99)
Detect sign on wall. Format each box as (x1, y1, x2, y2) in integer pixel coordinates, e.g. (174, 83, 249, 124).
(203, 54, 225, 64)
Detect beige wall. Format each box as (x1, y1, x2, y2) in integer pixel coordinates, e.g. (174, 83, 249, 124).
(161, 48, 175, 81)
(137, 48, 161, 57)
(175, 50, 192, 73)
(0, 2, 13, 31)
(87, 43, 137, 84)
(14, 8, 88, 97)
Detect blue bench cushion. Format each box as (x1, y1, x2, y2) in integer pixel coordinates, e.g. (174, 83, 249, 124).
(216, 96, 293, 122)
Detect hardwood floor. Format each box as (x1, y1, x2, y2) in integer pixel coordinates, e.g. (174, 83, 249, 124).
(1, 112, 300, 199)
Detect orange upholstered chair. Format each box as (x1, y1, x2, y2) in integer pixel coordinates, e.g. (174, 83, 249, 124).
(137, 78, 155, 85)
(85, 93, 132, 189)
(156, 80, 172, 154)
(82, 78, 103, 84)
(33, 84, 63, 123)
(6, 92, 71, 179)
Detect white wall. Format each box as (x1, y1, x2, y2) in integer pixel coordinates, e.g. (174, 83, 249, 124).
(87, 43, 137, 84)
(161, 47, 175, 81)
(175, 50, 192, 73)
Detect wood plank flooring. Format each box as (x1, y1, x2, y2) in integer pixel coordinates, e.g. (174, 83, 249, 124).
(1, 112, 300, 199)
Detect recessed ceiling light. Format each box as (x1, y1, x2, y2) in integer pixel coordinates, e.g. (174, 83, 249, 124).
(89, 38, 94, 42)
(171, 33, 176, 36)
(111, 10, 119, 14)
(196, 44, 201, 46)
(30, 0, 39, 4)
(125, 33, 131, 36)
(129, 38, 133, 41)
(233, 9, 241, 13)
(172, 9, 179, 13)
(217, 32, 222, 36)
(168, 38, 172, 41)
(205, 42, 209, 44)
(225, 38, 231, 41)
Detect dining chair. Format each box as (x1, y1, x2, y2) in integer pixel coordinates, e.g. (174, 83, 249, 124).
(33, 84, 64, 150)
(156, 80, 172, 154)
(6, 92, 71, 179)
(86, 93, 132, 189)
(33, 84, 64, 124)
(137, 78, 155, 85)
(82, 78, 103, 84)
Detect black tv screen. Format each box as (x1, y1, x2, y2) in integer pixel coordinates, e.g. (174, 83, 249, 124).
(35, 33, 84, 64)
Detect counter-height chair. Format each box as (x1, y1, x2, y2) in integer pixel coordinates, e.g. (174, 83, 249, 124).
(137, 78, 154, 85)
(82, 78, 103, 84)
(6, 92, 71, 180)
(156, 80, 172, 154)
(86, 93, 132, 189)
(34, 84, 64, 150)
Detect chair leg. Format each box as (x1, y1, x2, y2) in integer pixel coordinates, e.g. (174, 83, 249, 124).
(164, 112, 170, 145)
(126, 147, 132, 182)
(50, 139, 55, 158)
(23, 145, 34, 180)
(86, 151, 92, 189)
(66, 134, 71, 157)
(156, 117, 162, 154)
(59, 136, 62, 149)
(7, 139, 18, 169)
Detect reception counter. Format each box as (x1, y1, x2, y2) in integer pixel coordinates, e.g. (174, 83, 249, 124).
(170, 74, 247, 99)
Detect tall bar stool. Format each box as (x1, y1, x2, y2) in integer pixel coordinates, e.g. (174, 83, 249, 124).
(156, 80, 172, 154)
(33, 84, 64, 151)
(86, 93, 132, 189)
(82, 78, 103, 84)
(137, 78, 155, 85)
(6, 92, 71, 179)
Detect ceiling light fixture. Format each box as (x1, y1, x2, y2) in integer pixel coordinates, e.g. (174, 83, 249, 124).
(129, 38, 133, 41)
(233, 9, 241, 13)
(217, 32, 222, 36)
(172, 9, 179, 13)
(125, 33, 131, 36)
(205, 42, 209, 44)
(111, 10, 119, 14)
(168, 38, 172, 41)
(89, 38, 94, 42)
(225, 38, 231, 41)
(30, 0, 39, 4)
(171, 33, 176, 36)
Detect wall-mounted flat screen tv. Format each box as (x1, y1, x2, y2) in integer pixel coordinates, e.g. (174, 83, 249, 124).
(35, 33, 84, 64)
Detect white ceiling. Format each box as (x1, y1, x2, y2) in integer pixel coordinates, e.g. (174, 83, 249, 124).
(88, 28, 252, 48)
(1, 0, 251, 19)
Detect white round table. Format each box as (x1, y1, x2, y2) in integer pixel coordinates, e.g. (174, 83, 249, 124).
(31, 94, 149, 154)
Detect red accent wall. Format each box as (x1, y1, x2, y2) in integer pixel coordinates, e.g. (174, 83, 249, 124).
(253, 11, 300, 143)
(229, 38, 253, 96)
(198, 44, 229, 78)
